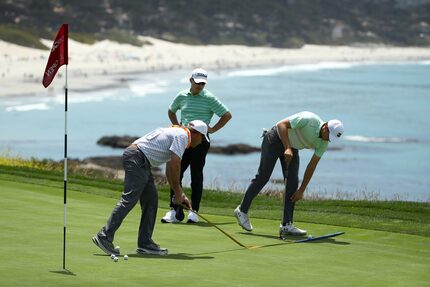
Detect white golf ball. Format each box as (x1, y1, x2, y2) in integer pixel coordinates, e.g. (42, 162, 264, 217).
(308, 235, 313, 239)
(110, 254, 116, 259)
(115, 246, 120, 252)
(124, 254, 128, 260)
(113, 256, 118, 262)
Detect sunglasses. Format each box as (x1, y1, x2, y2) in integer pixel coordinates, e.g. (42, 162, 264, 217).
(192, 79, 206, 86)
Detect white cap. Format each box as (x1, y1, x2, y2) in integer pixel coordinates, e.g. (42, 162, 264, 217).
(188, 120, 209, 142)
(328, 120, 344, 143)
(191, 68, 208, 84)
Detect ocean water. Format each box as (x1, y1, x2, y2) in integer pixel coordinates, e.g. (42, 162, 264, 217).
(1, 61, 429, 202)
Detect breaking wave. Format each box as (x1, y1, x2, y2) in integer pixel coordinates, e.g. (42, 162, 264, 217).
(127, 80, 168, 97)
(344, 135, 418, 143)
(226, 62, 356, 77)
(4, 79, 169, 112)
(5, 103, 50, 112)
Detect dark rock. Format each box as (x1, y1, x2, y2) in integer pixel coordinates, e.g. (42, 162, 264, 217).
(97, 136, 261, 155)
(97, 136, 138, 148)
(327, 146, 344, 151)
(96, 136, 346, 155)
(209, 144, 261, 155)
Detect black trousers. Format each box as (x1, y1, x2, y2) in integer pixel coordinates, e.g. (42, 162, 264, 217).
(240, 126, 300, 225)
(169, 138, 210, 212)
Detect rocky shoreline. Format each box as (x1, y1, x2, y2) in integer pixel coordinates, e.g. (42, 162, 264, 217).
(97, 135, 262, 155)
(65, 136, 262, 182)
(67, 136, 343, 182)
(68, 156, 166, 183)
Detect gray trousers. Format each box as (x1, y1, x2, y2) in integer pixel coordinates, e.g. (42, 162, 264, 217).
(240, 126, 300, 225)
(99, 145, 158, 248)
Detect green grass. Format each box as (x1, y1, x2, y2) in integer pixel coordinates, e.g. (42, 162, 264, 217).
(0, 171, 429, 287)
(0, 163, 428, 237)
(0, 160, 429, 286)
(69, 32, 98, 45)
(98, 28, 146, 46)
(0, 25, 48, 49)
(0, 25, 149, 47)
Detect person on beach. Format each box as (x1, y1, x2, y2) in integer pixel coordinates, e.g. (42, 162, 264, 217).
(92, 120, 208, 256)
(161, 68, 232, 224)
(234, 111, 344, 237)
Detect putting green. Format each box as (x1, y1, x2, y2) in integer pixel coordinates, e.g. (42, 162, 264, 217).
(0, 179, 429, 286)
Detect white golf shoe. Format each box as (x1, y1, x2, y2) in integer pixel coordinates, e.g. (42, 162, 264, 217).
(279, 223, 307, 236)
(161, 209, 179, 223)
(233, 205, 253, 231)
(187, 210, 199, 223)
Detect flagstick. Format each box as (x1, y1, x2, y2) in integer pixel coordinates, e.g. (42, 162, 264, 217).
(63, 65, 68, 270)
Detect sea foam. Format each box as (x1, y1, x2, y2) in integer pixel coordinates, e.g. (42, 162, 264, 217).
(344, 135, 418, 143)
(128, 80, 168, 97)
(5, 103, 50, 112)
(226, 62, 356, 77)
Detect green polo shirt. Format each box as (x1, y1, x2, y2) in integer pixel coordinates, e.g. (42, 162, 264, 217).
(169, 89, 229, 126)
(283, 111, 328, 158)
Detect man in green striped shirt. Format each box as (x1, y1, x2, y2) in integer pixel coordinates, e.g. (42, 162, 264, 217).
(161, 68, 232, 224)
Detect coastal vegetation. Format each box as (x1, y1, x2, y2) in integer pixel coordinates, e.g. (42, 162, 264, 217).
(0, 0, 429, 49)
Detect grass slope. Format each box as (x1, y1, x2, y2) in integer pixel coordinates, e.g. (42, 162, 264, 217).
(0, 164, 429, 236)
(0, 166, 429, 286)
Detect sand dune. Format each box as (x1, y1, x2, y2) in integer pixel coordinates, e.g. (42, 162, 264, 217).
(1, 36, 430, 97)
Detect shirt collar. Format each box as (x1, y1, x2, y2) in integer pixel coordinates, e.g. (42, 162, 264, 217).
(188, 89, 204, 96)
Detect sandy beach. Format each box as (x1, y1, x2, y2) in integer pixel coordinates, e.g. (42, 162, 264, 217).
(1, 36, 430, 97)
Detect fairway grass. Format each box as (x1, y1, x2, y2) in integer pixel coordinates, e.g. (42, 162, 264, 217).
(1, 178, 429, 287)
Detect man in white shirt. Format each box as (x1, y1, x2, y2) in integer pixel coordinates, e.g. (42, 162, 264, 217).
(92, 120, 209, 256)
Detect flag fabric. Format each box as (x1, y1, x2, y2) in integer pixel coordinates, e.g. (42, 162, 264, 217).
(42, 24, 68, 88)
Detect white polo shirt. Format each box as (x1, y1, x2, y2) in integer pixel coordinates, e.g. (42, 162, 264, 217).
(133, 127, 189, 167)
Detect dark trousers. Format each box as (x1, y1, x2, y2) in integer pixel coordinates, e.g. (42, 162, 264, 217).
(99, 146, 158, 248)
(169, 138, 210, 212)
(240, 127, 300, 225)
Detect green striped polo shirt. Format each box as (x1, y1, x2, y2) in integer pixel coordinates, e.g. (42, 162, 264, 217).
(281, 111, 328, 158)
(169, 89, 229, 126)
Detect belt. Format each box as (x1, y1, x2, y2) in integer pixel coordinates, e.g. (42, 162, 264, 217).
(128, 143, 143, 155)
(128, 144, 151, 167)
(262, 126, 278, 137)
(129, 144, 143, 155)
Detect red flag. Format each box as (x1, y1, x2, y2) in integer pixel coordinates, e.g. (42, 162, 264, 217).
(42, 24, 68, 88)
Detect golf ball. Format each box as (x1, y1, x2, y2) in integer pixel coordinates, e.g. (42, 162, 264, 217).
(110, 254, 116, 259)
(124, 254, 128, 260)
(308, 235, 313, 239)
(113, 256, 118, 262)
